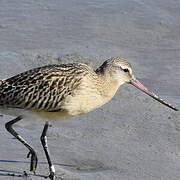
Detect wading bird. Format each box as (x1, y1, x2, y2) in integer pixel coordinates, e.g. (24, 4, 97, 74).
(0, 57, 178, 180)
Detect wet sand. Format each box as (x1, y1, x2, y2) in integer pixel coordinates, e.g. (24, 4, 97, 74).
(0, 0, 180, 179)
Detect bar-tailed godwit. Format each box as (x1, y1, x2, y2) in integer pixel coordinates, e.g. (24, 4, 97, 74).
(0, 57, 178, 179)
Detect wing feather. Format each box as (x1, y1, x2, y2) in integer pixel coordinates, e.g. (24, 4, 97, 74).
(0, 64, 90, 111)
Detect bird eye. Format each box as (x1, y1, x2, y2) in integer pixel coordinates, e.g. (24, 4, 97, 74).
(123, 68, 129, 73)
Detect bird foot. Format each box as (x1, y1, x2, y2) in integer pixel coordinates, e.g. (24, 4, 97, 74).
(27, 151, 38, 173)
(48, 172, 56, 180)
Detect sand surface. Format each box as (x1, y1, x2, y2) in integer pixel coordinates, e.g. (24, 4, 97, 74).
(0, 0, 180, 179)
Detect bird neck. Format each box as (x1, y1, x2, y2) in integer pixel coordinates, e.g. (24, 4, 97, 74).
(96, 69, 124, 101)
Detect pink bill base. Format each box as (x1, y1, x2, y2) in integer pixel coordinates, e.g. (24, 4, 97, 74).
(130, 79, 178, 111)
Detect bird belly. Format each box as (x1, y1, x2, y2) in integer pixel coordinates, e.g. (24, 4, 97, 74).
(0, 107, 26, 117)
(31, 110, 75, 121)
(0, 106, 75, 121)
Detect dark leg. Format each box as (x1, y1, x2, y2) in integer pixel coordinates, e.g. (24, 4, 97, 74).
(41, 121, 56, 180)
(5, 116, 38, 173)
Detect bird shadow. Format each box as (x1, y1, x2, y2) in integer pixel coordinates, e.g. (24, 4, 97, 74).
(0, 168, 46, 179)
(0, 158, 111, 179)
(0, 159, 78, 179)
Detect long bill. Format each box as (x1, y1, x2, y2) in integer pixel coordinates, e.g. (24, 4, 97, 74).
(130, 79, 179, 111)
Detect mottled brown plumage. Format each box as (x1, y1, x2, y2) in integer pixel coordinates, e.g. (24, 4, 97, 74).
(0, 64, 92, 111)
(0, 58, 135, 119)
(0, 56, 177, 119)
(1, 57, 178, 179)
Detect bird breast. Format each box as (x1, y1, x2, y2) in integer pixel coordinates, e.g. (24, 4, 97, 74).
(62, 76, 120, 116)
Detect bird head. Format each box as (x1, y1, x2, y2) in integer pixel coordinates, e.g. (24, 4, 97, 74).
(99, 57, 178, 111)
